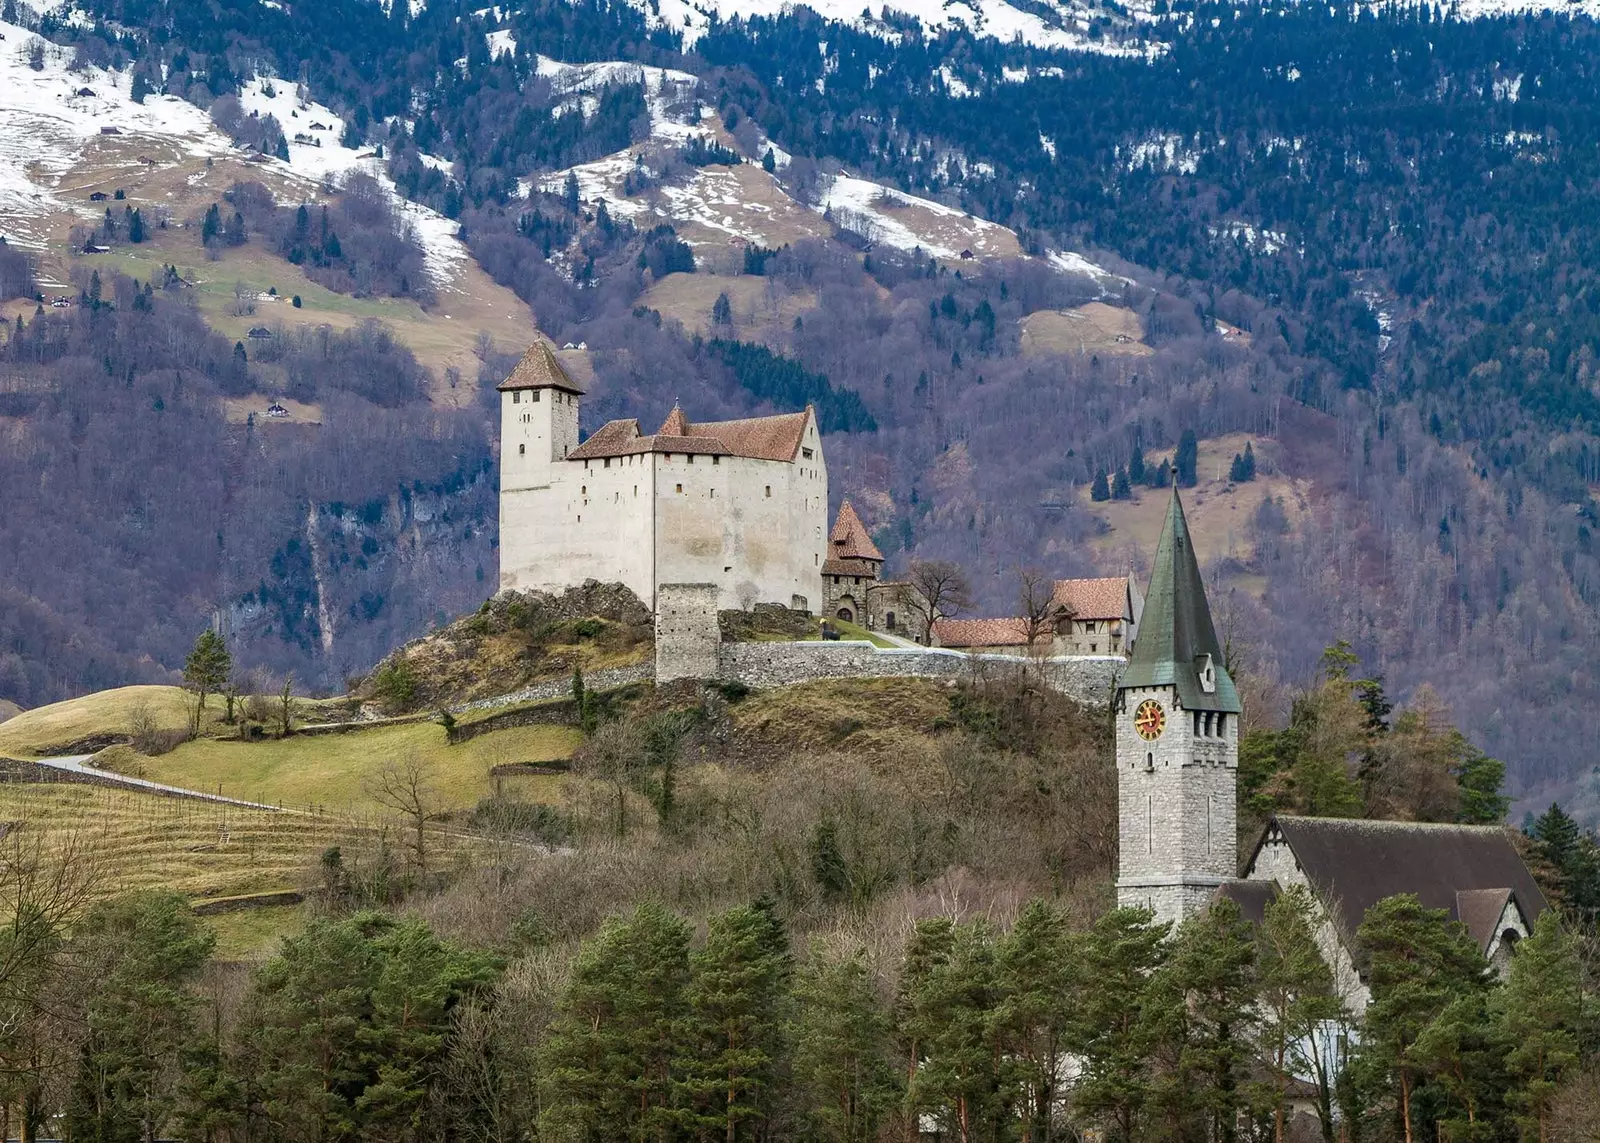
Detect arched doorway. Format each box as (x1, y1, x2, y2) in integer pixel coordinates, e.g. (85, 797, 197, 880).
(837, 607, 854, 623)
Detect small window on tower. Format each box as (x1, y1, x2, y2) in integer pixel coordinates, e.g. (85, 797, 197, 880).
(604, 458, 611, 468)
(518, 443, 525, 455)
(765, 486, 771, 498)
(712, 455, 720, 465)
(676, 483, 683, 494)
(513, 390, 521, 404)
(802, 447, 814, 459)
(531, 390, 541, 402)
(687, 455, 694, 464)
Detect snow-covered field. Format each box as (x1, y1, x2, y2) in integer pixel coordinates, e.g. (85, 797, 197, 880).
(0, 26, 469, 290)
(0, 22, 227, 250)
(635, 0, 1154, 54)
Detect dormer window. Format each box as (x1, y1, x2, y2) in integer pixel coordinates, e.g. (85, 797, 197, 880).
(1199, 653, 1217, 694)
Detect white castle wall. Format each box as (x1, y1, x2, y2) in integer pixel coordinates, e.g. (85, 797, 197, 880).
(499, 393, 825, 612)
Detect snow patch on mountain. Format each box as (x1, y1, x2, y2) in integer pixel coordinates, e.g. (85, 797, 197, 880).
(236, 77, 468, 287)
(0, 22, 228, 250)
(620, 0, 1156, 54)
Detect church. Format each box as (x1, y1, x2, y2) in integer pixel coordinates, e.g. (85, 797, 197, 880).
(497, 341, 829, 613)
(1117, 486, 1546, 1009)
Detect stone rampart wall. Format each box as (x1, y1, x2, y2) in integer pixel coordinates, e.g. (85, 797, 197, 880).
(715, 641, 1121, 706)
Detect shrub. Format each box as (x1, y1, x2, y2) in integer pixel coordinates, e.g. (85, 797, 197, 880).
(370, 657, 420, 713)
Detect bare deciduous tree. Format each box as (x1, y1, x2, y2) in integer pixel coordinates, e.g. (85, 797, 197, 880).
(364, 753, 439, 875)
(1016, 566, 1058, 666)
(903, 559, 974, 644)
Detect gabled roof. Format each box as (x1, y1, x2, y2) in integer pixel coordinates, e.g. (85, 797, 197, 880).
(1248, 815, 1548, 951)
(1120, 486, 1239, 712)
(932, 617, 1034, 648)
(567, 407, 812, 463)
(1051, 576, 1129, 621)
(829, 500, 883, 563)
(498, 340, 585, 394)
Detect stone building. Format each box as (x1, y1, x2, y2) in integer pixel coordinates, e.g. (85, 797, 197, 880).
(1049, 575, 1144, 655)
(497, 341, 828, 612)
(1117, 486, 1547, 1004)
(821, 500, 883, 624)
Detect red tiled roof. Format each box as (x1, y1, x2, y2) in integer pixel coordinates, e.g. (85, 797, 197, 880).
(497, 339, 585, 394)
(1051, 576, 1129, 621)
(932, 617, 1035, 649)
(568, 407, 812, 462)
(829, 499, 883, 562)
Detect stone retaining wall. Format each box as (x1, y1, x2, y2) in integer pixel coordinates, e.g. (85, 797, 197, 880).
(449, 664, 654, 716)
(715, 641, 1121, 706)
(447, 680, 652, 744)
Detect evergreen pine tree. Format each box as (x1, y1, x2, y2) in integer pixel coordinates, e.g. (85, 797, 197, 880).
(762, 148, 776, 173)
(1355, 895, 1490, 1143)
(791, 947, 898, 1143)
(1142, 899, 1257, 1142)
(1069, 907, 1166, 1142)
(1255, 886, 1344, 1142)
(1229, 452, 1249, 482)
(63, 892, 216, 1143)
(1242, 441, 1256, 479)
(128, 208, 144, 244)
(1090, 469, 1111, 502)
(1112, 468, 1132, 500)
(1495, 910, 1583, 1141)
(712, 291, 733, 326)
(540, 903, 691, 1140)
(182, 629, 231, 730)
(679, 901, 792, 1141)
(907, 922, 1004, 1140)
(1176, 430, 1199, 487)
(201, 203, 220, 245)
(1129, 444, 1146, 484)
(130, 71, 149, 103)
(894, 918, 954, 1130)
(994, 900, 1075, 1142)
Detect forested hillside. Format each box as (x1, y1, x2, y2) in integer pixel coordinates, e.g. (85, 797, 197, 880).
(4, 0, 1600, 807)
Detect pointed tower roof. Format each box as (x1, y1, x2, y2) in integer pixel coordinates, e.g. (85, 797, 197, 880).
(497, 339, 585, 394)
(1121, 485, 1240, 712)
(659, 404, 689, 436)
(829, 500, 883, 562)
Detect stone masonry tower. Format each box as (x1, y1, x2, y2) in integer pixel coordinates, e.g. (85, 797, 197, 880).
(1115, 484, 1241, 929)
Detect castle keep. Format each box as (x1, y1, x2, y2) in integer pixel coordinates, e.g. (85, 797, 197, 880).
(497, 342, 828, 612)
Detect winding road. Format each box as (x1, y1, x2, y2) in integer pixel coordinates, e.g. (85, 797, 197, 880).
(33, 755, 282, 811)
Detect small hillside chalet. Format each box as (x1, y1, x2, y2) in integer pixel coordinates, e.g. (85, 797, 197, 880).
(1219, 816, 1548, 1011)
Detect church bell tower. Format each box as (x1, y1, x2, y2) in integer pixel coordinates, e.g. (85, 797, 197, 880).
(1115, 485, 1241, 930)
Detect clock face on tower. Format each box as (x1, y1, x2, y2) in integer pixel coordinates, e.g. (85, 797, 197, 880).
(1133, 699, 1167, 741)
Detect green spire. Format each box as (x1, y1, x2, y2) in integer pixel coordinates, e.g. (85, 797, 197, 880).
(1121, 485, 1240, 712)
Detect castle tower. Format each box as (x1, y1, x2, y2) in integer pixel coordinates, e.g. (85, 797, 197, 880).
(1116, 485, 1241, 930)
(498, 340, 583, 492)
(498, 341, 584, 591)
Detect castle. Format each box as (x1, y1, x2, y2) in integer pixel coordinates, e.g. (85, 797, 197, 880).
(497, 342, 828, 613)
(1120, 485, 1545, 1007)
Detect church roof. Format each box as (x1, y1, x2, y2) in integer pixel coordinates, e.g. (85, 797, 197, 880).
(497, 340, 585, 394)
(567, 407, 813, 463)
(829, 500, 883, 563)
(1248, 816, 1548, 952)
(1120, 486, 1240, 712)
(1051, 576, 1130, 620)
